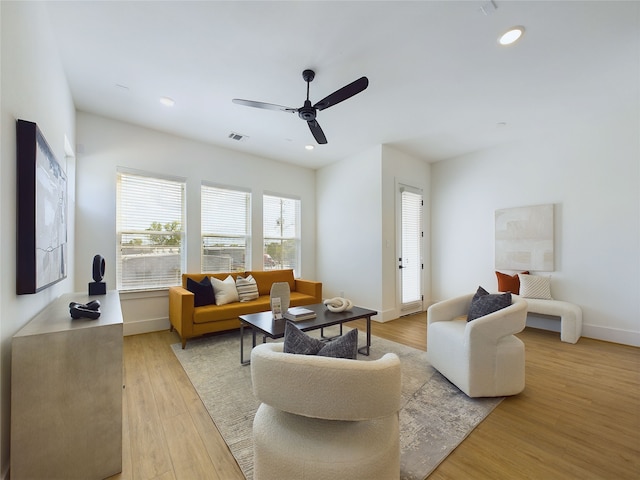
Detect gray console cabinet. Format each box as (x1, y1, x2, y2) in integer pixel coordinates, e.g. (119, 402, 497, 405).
(11, 291, 123, 479)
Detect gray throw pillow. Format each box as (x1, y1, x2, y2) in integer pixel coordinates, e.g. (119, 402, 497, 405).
(317, 327, 358, 359)
(283, 321, 324, 355)
(467, 286, 511, 321)
(283, 321, 359, 359)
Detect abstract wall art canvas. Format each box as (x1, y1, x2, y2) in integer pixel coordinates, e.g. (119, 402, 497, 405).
(16, 120, 68, 294)
(495, 204, 554, 272)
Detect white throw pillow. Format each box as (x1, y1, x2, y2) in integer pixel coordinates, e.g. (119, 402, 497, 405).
(236, 274, 259, 302)
(211, 275, 239, 305)
(518, 274, 553, 299)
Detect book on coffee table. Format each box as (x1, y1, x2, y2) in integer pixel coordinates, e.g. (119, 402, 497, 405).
(284, 306, 316, 322)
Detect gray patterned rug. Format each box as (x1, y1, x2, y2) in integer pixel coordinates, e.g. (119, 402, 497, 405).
(171, 328, 502, 480)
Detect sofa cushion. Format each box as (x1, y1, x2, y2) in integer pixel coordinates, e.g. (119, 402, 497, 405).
(518, 274, 553, 299)
(249, 269, 296, 296)
(283, 321, 358, 359)
(182, 272, 240, 288)
(192, 295, 271, 324)
(186, 276, 215, 307)
(211, 275, 239, 305)
(495, 271, 529, 294)
(467, 286, 512, 322)
(236, 275, 259, 302)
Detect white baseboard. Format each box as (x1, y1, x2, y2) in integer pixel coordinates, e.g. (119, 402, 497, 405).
(123, 317, 170, 336)
(582, 324, 640, 347)
(527, 313, 639, 347)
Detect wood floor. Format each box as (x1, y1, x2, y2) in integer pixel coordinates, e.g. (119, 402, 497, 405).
(110, 314, 640, 480)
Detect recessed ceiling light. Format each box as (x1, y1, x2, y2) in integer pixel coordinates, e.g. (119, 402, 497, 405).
(159, 96, 175, 107)
(498, 26, 525, 46)
(305, 145, 314, 151)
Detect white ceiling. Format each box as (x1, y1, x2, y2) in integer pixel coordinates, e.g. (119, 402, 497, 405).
(45, 1, 638, 169)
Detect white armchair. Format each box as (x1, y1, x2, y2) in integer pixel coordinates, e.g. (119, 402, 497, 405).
(251, 342, 402, 480)
(427, 293, 527, 398)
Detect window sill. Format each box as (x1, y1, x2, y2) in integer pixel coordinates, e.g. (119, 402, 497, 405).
(118, 288, 170, 300)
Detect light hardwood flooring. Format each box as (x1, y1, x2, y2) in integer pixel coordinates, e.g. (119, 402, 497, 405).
(110, 314, 640, 480)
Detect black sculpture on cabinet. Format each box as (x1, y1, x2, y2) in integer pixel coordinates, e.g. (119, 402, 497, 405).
(88, 254, 107, 295)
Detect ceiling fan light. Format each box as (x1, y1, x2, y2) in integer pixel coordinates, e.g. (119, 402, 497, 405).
(159, 96, 175, 107)
(499, 26, 525, 46)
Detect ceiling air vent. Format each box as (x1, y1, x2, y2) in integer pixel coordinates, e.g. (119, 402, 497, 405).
(228, 132, 249, 142)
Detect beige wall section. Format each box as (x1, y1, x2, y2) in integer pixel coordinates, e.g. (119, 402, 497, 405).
(430, 117, 640, 346)
(316, 145, 430, 322)
(75, 112, 317, 334)
(0, 2, 76, 477)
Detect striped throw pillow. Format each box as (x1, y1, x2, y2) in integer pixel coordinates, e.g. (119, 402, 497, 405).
(518, 274, 553, 299)
(236, 275, 259, 302)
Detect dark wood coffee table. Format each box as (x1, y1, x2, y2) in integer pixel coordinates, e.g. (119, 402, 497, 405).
(239, 303, 377, 364)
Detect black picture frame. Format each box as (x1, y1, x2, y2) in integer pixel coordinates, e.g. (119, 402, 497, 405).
(16, 120, 68, 294)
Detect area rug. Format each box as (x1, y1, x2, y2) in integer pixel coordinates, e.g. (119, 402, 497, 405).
(171, 328, 502, 480)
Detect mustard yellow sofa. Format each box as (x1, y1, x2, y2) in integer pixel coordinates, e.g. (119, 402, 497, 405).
(169, 269, 322, 348)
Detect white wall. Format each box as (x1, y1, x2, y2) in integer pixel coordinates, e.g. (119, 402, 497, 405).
(317, 146, 383, 315)
(317, 145, 430, 322)
(0, 1, 76, 476)
(381, 145, 431, 319)
(75, 112, 316, 334)
(431, 112, 640, 346)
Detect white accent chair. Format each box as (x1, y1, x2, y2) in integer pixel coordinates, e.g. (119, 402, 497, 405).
(427, 294, 528, 398)
(251, 343, 402, 480)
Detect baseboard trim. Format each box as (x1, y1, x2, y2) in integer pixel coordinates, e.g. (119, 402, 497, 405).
(582, 324, 640, 347)
(123, 317, 170, 336)
(527, 313, 639, 347)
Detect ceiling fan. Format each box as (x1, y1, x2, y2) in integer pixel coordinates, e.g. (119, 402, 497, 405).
(232, 69, 369, 145)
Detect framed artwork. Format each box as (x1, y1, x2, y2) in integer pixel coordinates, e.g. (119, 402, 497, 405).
(495, 204, 554, 272)
(16, 120, 68, 294)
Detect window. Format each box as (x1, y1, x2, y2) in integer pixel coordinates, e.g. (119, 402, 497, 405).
(201, 184, 251, 273)
(116, 171, 185, 290)
(263, 194, 300, 274)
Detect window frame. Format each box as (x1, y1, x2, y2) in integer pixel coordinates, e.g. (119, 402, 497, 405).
(262, 193, 301, 275)
(200, 183, 252, 273)
(116, 169, 186, 291)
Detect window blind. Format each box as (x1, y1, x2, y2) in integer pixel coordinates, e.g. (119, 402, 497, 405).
(401, 188, 423, 306)
(116, 171, 185, 290)
(263, 194, 300, 274)
(201, 185, 251, 273)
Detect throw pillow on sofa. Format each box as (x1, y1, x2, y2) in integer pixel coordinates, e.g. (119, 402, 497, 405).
(518, 273, 553, 299)
(236, 275, 259, 302)
(467, 286, 512, 322)
(283, 321, 359, 359)
(495, 270, 529, 294)
(186, 276, 215, 307)
(211, 275, 239, 305)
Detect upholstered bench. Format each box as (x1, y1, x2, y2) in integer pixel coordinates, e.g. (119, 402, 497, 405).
(514, 295, 582, 344)
(496, 272, 583, 344)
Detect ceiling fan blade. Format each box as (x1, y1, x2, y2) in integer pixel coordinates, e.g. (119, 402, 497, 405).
(232, 98, 297, 113)
(313, 76, 369, 111)
(307, 120, 327, 144)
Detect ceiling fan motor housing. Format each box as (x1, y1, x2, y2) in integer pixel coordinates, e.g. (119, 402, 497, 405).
(298, 100, 316, 121)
